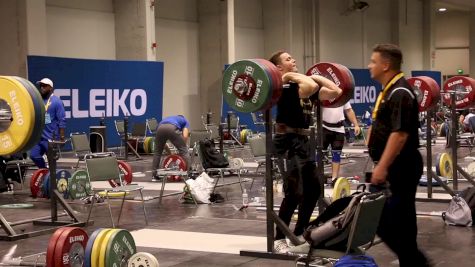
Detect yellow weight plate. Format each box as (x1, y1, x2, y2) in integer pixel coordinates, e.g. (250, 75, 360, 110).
(91, 229, 112, 267)
(99, 229, 120, 267)
(332, 177, 351, 201)
(98, 191, 130, 198)
(0, 77, 36, 155)
(439, 153, 453, 179)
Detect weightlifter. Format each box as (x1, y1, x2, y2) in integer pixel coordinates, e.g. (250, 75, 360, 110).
(30, 78, 66, 168)
(322, 101, 360, 186)
(269, 51, 342, 253)
(151, 115, 190, 180)
(367, 44, 432, 266)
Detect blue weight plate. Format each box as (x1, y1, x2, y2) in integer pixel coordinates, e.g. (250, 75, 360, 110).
(56, 169, 71, 199)
(10, 76, 45, 152)
(84, 228, 105, 267)
(43, 172, 50, 198)
(419, 175, 448, 186)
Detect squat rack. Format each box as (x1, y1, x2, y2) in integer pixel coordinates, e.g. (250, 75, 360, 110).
(240, 100, 326, 260)
(417, 92, 475, 203)
(0, 140, 89, 241)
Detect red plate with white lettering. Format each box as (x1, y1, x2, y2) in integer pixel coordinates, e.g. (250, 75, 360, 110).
(54, 227, 88, 267)
(108, 160, 133, 187)
(442, 76, 475, 109)
(306, 62, 355, 107)
(162, 154, 188, 181)
(30, 168, 49, 198)
(46, 227, 70, 267)
(407, 76, 440, 112)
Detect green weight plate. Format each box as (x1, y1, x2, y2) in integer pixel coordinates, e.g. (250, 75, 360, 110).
(69, 169, 92, 200)
(222, 60, 273, 113)
(105, 229, 137, 267)
(10, 76, 45, 153)
(0, 203, 34, 208)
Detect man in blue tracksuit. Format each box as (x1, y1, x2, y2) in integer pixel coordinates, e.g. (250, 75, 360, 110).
(30, 78, 66, 168)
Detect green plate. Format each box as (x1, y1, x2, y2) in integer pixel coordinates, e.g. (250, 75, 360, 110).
(69, 169, 92, 199)
(105, 229, 136, 267)
(0, 203, 34, 209)
(222, 60, 273, 113)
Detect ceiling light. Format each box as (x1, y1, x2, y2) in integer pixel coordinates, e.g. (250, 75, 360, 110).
(438, 7, 447, 12)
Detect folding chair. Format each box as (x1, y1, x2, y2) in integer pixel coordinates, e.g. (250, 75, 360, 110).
(114, 120, 141, 159)
(3, 153, 35, 189)
(85, 153, 148, 227)
(224, 113, 242, 146)
(70, 132, 92, 169)
(195, 140, 245, 193)
(189, 130, 211, 171)
(290, 193, 386, 266)
(146, 117, 159, 135)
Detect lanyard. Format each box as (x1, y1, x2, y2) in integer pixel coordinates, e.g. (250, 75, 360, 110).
(371, 73, 404, 120)
(45, 94, 54, 112)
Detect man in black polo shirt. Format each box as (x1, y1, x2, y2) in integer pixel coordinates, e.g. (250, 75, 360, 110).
(367, 44, 431, 266)
(269, 51, 342, 253)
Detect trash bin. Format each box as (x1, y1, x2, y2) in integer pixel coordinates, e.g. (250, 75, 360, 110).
(90, 126, 107, 153)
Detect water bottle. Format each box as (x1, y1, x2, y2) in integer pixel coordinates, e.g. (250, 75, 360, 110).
(242, 189, 249, 207)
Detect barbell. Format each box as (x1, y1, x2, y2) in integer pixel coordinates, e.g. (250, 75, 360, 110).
(221, 59, 355, 113)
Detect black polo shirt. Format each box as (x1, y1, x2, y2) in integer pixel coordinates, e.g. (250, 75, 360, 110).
(368, 76, 420, 162)
(276, 82, 313, 129)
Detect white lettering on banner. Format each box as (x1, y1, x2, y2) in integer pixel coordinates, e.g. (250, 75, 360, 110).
(129, 89, 147, 115)
(106, 90, 113, 117)
(350, 86, 377, 104)
(114, 89, 130, 116)
(90, 89, 105, 117)
(72, 89, 89, 118)
(55, 89, 148, 118)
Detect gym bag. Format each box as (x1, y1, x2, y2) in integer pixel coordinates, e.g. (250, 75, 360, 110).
(442, 195, 472, 227)
(198, 138, 229, 169)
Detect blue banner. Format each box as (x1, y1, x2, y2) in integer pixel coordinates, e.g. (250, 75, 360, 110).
(27, 56, 164, 148)
(349, 68, 381, 117)
(411, 70, 442, 89)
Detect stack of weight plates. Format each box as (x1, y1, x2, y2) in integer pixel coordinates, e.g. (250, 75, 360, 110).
(222, 59, 283, 113)
(0, 76, 45, 155)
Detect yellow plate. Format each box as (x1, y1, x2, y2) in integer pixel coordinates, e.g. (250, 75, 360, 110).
(91, 229, 112, 267)
(292, 214, 317, 222)
(0, 76, 36, 155)
(98, 191, 130, 198)
(332, 177, 351, 201)
(439, 153, 453, 179)
(99, 229, 120, 267)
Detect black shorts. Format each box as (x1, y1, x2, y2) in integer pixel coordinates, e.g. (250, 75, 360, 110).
(322, 127, 345, 151)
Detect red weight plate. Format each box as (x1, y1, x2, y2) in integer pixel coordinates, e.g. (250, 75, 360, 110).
(253, 59, 283, 110)
(108, 160, 133, 187)
(162, 154, 187, 181)
(54, 227, 88, 267)
(46, 227, 70, 267)
(408, 76, 441, 112)
(30, 168, 49, 198)
(443, 76, 475, 109)
(306, 62, 355, 107)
